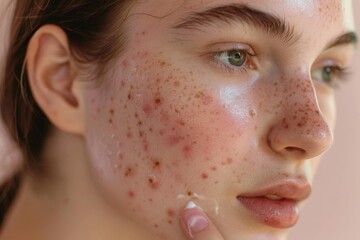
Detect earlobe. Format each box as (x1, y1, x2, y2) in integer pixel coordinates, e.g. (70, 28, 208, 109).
(26, 24, 85, 135)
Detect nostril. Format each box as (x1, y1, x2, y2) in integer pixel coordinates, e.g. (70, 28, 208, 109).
(284, 146, 306, 154)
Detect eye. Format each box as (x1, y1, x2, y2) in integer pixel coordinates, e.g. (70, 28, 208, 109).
(312, 65, 349, 87)
(218, 50, 247, 67)
(212, 48, 256, 73)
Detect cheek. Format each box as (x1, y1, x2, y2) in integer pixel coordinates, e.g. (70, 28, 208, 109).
(83, 53, 254, 235)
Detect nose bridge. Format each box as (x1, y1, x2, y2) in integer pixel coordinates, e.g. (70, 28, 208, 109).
(267, 72, 334, 160)
(285, 71, 327, 129)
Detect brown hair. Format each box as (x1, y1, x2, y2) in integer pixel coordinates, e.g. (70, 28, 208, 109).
(0, 0, 134, 226)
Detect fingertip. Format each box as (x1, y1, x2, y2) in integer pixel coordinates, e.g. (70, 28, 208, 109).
(181, 201, 209, 239)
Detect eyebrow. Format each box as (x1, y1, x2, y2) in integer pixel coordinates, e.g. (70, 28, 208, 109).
(326, 32, 358, 49)
(173, 4, 299, 43)
(173, 4, 358, 48)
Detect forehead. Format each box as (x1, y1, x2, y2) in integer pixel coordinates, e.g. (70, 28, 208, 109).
(130, 0, 355, 39)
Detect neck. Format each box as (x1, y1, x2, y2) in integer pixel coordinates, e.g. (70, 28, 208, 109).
(0, 128, 158, 240)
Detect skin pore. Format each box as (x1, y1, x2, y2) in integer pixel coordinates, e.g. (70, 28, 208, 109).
(0, 0, 357, 240)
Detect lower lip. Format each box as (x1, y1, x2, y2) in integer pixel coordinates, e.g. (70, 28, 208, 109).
(237, 196, 299, 228)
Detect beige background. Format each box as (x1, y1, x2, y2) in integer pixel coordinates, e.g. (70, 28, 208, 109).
(1, 1, 359, 239)
(290, 2, 360, 240)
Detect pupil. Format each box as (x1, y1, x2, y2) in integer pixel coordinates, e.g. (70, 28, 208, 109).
(229, 50, 246, 66)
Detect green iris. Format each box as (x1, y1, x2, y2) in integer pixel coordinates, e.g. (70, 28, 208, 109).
(226, 50, 246, 66)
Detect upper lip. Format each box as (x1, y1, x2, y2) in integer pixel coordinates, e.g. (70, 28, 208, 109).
(237, 178, 312, 201)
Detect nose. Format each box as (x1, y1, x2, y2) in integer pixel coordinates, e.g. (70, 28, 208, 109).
(267, 77, 334, 160)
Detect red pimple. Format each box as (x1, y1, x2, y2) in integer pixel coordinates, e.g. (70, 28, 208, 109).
(127, 131, 133, 139)
(201, 173, 209, 179)
(167, 220, 173, 224)
(148, 175, 160, 189)
(176, 119, 186, 126)
(168, 135, 183, 146)
(167, 208, 175, 218)
(227, 158, 233, 164)
(182, 145, 192, 158)
(128, 190, 135, 198)
(143, 104, 153, 115)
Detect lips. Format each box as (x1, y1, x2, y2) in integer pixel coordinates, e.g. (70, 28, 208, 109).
(237, 179, 311, 228)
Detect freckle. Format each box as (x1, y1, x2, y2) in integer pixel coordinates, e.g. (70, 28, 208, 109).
(201, 173, 209, 179)
(109, 118, 113, 124)
(110, 97, 114, 102)
(128, 93, 132, 100)
(139, 131, 144, 137)
(128, 190, 135, 198)
(110, 109, 114, 115)
(211, 166, 217, 171)
(187, 191, 193, 196)
(154, 224, 158, 228)
(151, 158, 161, 169)
(154, 97, 162, 105)
(125, 167, 134, 177)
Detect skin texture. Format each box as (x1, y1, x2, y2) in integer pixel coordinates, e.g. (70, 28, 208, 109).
(0, 0, 356, 240)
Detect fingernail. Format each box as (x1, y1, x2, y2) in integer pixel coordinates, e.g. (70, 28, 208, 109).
(187, 215, 209, 234)
(183, 201, 209, 237)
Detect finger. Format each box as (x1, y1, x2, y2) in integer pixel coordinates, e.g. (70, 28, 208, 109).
(180, 201, 225, 240)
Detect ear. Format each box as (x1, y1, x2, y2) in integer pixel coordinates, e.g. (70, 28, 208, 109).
(26, 24, 85, 135)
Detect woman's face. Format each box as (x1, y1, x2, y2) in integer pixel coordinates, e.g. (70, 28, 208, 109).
(83, 0, 356, 239)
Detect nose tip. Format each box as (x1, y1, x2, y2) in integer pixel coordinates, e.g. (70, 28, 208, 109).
(268, 105, 334, 160)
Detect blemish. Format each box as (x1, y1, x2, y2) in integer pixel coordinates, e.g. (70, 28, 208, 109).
(110, 109, 114, 115)
(167, 220, 173, 224)
(168, 135, 183, 146)
(143, 104, 153, 115)
(154, 97, 162, 105)
(182, 145, 192, 158)
(167, 208, 175, 218)
(151, 158, 161, 169)
(201, 173, 209, 179)
(125, 167, 134, 177)
(127, 131, 133, 139)
(128, 190, 135, 198)
(148, 175, 160, 189)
